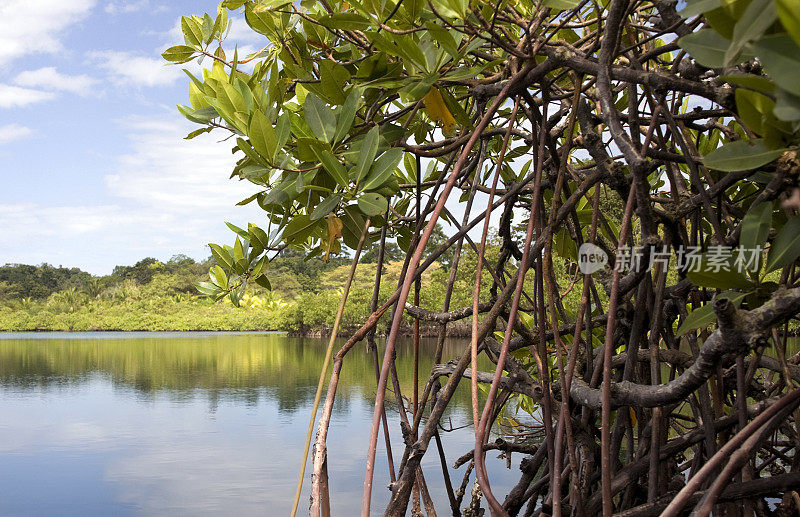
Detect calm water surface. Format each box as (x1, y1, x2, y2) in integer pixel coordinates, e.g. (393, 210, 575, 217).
(0, 332, 520, 516)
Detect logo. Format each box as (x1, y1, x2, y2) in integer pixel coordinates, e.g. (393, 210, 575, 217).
(578, 243, 608, 274)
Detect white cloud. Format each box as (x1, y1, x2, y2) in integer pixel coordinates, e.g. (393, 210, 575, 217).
(0, 203, 136, 237)
(0, 116, 261, 274)
(0, 84, 56, 108)
(13, 67, 98, 96)
(105, 116, 254, 209)
(89, 50, 181, 87)
(0, 0, 95, 67)
(105, 0, 166, 14)
(0, 124, 33, 145)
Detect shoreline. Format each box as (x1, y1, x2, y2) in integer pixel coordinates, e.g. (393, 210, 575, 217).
(0, 323, 472, 338)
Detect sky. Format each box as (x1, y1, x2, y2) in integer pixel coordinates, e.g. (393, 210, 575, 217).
(0, 0, 267, 274)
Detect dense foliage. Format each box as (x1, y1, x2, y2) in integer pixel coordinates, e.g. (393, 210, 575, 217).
(160, 0, 800, 515)
(0, 256, 274, 331)
(0, 263, 92, 300)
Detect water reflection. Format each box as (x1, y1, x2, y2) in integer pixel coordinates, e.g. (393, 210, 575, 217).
(0, 332, 516, 516)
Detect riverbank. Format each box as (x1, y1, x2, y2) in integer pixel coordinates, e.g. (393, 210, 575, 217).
(0, 299, 472, 336)
(0, 315, 470, 337)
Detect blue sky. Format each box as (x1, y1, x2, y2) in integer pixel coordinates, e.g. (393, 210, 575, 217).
(0, 0, 265, 274)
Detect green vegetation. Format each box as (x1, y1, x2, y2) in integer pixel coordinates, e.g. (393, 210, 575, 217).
(0, 255, 282, 332)
(1, 231, 542, 333)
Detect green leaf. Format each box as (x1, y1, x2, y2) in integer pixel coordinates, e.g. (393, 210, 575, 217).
(702, 139, 787, 171)
(213, 5, 229, 34)
(358, 192, 388, 216)
(542, 0, 580, 9)
(398, 74, 437, 103)
(255, 0, 293, 9)
(333, 88, 360, 144)
(774, 88, 800, 122)
(162, 45, 197, 62)
(318, 12, 372, 30)
(429, 0, 461, 18)
(250, 254, 268, 278)
(271, 111, 287, 145)
(248, 224, 270, 249)
(229, 289, 241, 307)
(705, 5, 738, 39)
(304, 93, 337, 142)
(184, 127, 213, 140)
(776, 0, 800, 48)
(222, 82, 248, 113)
(235, 163, 268, 182)
(226, 222, 250, 241)
(237, 193, 260, 206)
(311, 146, 349, 187)
(553, 227, 577, 261)
(425, 22, 459, 57)
(260, 178, 292, 206)
(315, 61, 350, 105)
(201, 13, 215, 44)
(686, 259, 756, 289)
(735, 89, 778, 138)
(255, 275, 272, 290)
(363, 148, 403, 192)
(446, 0, 468, 18)
(740, 202, 773, 252)
(209, 243, 234, 270)
(283, 214, 319, 243)
(236, 138, 269, 167)
(233, 236, 245, 262)
(310, 194, 341, 220)
(394, 35, 429, 72)
(720, 74, 775, 95)
(222, 0, 247, 8)
(209, 265, 228, 288)
(442, 66, 484, 82)
(340, 204, 367, 249)
(766, 217, 800, 272)
(178, 105, 217, 124)
(396, 225, 413, 252)
(354, 126, 380, 185)
(244, 3, 276, 35)
(725, 0, 776, 65)
(181, 16, 203, 47)
(681, 0, 721, 17)
(249, 111, 277, 162)
(195, 281, 223, 296)
(676, 291, 748, 337)
(678, 29, 731, 68)
(753, 34, 800, 97)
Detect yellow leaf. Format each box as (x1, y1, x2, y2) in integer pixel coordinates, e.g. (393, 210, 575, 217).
(424, 87, 456, 135)
(323, 215, 343, 262)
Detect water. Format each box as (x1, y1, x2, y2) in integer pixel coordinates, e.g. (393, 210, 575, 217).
(0, 332, 522, 516)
